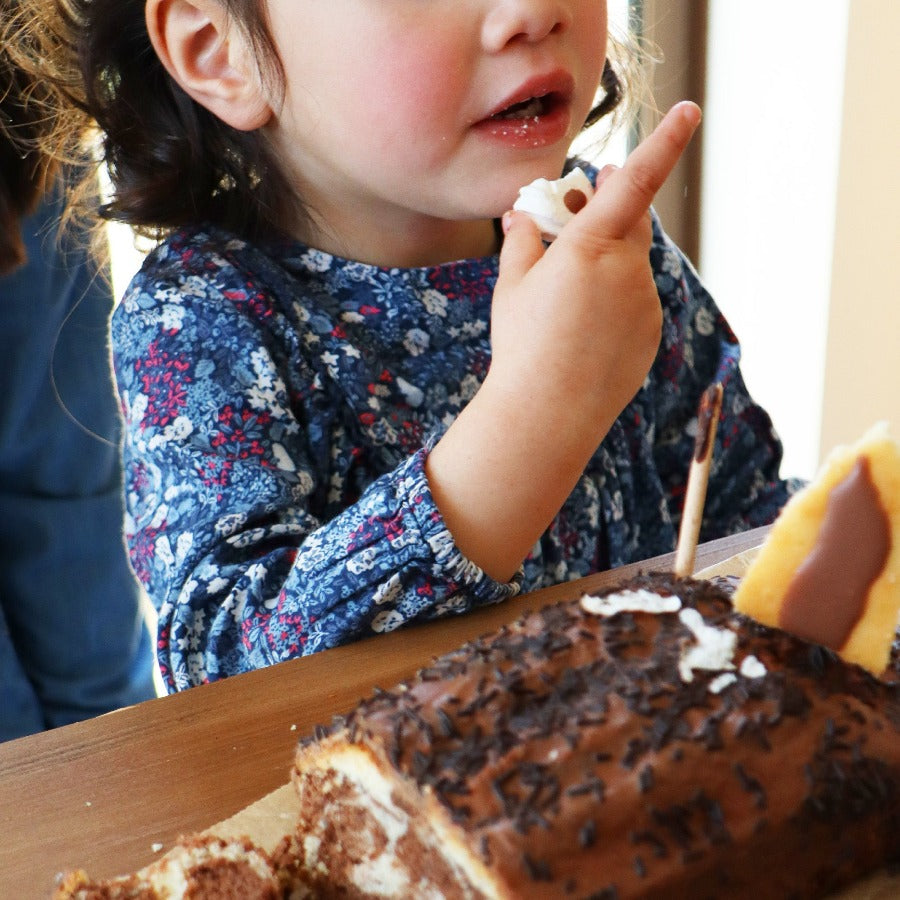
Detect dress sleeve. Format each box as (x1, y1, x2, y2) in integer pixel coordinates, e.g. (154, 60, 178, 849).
(647, 216, 800, 543)
(113, 246, 518, 691)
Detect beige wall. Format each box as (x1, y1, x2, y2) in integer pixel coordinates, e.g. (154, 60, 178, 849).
(699, 2, 849, 480)
(686, 1, 900, 478)
(820, 0, 900, 454)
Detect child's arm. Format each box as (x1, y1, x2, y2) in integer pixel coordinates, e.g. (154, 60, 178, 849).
(425, 102, 702, 582)
(113, 246, 523, 691)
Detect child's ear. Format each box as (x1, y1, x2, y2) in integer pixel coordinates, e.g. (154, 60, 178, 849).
(145, 0, 272, 131)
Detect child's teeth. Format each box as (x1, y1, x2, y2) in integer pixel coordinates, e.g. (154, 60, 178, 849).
(501, 97, 543, 119)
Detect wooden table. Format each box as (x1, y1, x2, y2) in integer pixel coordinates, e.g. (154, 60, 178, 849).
(0, 528, 766, 899)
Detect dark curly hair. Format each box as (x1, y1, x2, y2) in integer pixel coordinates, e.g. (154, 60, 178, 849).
(4, 0, 631, 249)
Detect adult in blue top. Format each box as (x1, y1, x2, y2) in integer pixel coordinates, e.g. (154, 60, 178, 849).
(0, 28, 156, 740)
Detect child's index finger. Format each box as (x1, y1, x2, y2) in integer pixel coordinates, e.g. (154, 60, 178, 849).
(584, 101, 702, 240)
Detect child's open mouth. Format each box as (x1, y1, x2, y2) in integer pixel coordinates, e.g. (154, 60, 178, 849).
(473, 71, 574, 147)
(491, 93, 557, 121)
(476, 89, 571, 148)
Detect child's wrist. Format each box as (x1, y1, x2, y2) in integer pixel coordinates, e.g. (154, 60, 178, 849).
(480, 362, 621, 441)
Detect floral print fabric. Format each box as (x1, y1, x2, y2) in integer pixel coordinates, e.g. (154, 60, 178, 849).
(113, 183, 794, 691)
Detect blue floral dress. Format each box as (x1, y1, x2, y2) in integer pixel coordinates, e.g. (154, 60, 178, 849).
(113, 186, 794, 691)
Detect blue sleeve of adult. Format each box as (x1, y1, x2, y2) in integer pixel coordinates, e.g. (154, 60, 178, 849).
(0, 185, 155, 737)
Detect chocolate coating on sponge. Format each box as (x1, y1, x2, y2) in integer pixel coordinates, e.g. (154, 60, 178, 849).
(297, 573, 900, 899)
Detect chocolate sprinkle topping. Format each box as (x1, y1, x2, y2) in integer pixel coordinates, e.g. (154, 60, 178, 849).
(296, 573, 900, 898)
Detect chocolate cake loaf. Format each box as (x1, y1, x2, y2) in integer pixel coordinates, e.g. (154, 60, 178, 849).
(290, 573, 900, 899)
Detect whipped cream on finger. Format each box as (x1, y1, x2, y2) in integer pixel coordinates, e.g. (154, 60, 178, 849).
(512, 167, 594, 241)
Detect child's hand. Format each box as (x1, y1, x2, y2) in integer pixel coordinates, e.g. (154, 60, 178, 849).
(491, 101, 702, 426)
(426, 102, 701, 583)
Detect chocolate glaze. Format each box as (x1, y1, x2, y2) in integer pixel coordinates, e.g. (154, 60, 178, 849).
(780, 456, 891, 652)
(693, 383, 723, 464)
(563, 189, 588, 215)
(294, 574, 900, 899)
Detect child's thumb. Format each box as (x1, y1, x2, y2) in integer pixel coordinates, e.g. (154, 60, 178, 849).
(496, 210, 545, 291)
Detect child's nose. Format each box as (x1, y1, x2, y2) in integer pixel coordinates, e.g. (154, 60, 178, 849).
(481, 0, 572, 51)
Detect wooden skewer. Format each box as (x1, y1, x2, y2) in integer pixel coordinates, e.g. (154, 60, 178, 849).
(674, 383, 724, 578)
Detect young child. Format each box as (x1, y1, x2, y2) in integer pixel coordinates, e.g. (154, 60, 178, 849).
(10, 0, 795, 692)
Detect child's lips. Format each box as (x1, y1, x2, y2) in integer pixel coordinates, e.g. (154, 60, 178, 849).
(484, 70, 575, 120)
(473, 71, 575, 148)
(473, 94, 572, 148)
(488, 92, 563, 122)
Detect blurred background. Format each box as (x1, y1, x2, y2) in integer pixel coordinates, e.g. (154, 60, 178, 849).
(631, 0, 899, 482)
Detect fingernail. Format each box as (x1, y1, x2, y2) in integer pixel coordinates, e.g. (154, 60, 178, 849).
(596, 164, 618, 187)
(675, 100, 702, 127)
(501, 210, 515, 234)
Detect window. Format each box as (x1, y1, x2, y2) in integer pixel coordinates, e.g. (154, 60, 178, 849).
(633, 0, 707, 264)
(574, 1, 707, 262)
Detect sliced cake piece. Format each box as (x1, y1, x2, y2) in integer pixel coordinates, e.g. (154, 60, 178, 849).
(734, 422, 900, 674)
(53, 835, 282, 900)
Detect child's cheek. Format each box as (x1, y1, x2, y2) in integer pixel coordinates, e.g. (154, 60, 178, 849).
(362, 37, 470, 147)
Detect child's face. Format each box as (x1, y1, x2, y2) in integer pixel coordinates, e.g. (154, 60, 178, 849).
(263, 0, 608, 264)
